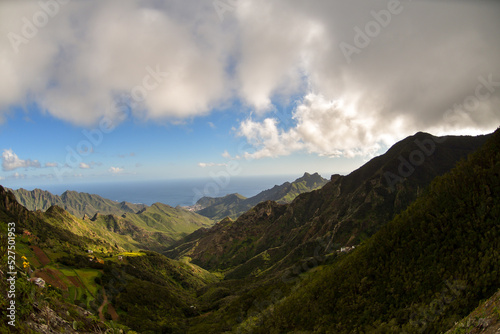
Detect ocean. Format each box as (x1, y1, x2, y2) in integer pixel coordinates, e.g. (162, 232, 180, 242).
(31, 175, 299, 207)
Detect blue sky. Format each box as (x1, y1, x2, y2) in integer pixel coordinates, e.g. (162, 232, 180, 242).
(1, 0, 499, 190)
(0, 99, 370, 189)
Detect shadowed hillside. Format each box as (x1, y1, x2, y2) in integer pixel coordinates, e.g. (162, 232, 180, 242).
(165, 132, 491, 278)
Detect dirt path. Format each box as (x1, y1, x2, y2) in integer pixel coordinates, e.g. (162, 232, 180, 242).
(97, 288, 119, 322)
(107, 303, 119, 321)
(98, 288, 108, 322)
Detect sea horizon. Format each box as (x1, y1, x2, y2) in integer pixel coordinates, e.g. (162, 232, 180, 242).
(4, 174, 317, 207)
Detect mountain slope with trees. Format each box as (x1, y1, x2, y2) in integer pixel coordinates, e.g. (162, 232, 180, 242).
(252, 127, 500, 333)
(165, 132, 491, 278)
(9, 188, 215, 251)
(1, 129, 497, 333)
(0, 186, 219, 333)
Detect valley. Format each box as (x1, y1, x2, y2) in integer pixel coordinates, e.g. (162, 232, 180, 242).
(1, 130, 499, 333)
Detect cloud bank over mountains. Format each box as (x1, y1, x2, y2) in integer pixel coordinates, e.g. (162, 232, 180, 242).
(1, 0, 499, 159)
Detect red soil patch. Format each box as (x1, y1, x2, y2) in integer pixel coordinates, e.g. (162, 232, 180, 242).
(29, 256, 41, 267)
(34, 268, 67, 290)
(67, 276, 84, 288)
(97, 290, 119, 321)
(30, 246, 50, 266)
(107, 303, 119, 321)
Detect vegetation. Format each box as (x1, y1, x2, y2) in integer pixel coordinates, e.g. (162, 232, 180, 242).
(252, 127, 500, 333)
(165, 132, 491, 278)
(9, 189, 215, 252)
(0, 130, 498, 333)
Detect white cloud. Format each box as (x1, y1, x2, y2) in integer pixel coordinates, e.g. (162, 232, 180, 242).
(198, 162, 228, 168)
(79, 162, 91, 169)
(109, 167, 124, 174)
(0, 1, 231, 126)
(234, 0, 325, 112)
(221, 150, 242, 160)
(1, 149, 41, 171)
(238, 93, 398, 159)
(239, 118, 302, 159)
(44, 162, 58, 167)
(0, 0, 498, 152)
(0, 176, 5, 180)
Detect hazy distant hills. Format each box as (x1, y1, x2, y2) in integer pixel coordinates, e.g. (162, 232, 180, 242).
(10, 188, 147, 218)
(8, 188, 215, 252)
(194, 172, 328, 220)
(2, 129, 499, 334)
(8, 172, 328, 252)
(165, 132, 491, 278)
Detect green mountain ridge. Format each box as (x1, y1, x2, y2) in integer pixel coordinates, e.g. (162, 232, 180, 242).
(10, 188, 147, 218)
(193, 172, 328, 220)
(1, 129, 498, 334)
(165, 132, 491, 278)
(252, 127, 500, 333)
(8, 188, 215, 252)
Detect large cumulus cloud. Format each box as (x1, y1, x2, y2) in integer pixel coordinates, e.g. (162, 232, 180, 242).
(1, 0, 499, 157)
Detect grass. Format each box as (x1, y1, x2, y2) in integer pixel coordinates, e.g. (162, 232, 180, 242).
(117, 251, 146, 257)
(16, 242, 39, 267)
(75, 268, 101, 297)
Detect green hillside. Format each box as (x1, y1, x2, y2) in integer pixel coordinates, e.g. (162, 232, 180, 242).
(250, 128, 500, 333)
(165, 132, 490, 278)
(9, 188, 215, 252)
(0, 187, 218, 333)
(1, 130, 498, 333)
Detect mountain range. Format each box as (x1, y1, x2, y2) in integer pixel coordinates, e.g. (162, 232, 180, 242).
(191, 172, 328, 220)
(9, 188, 147, 218)
(1, 129, 498, 333)
(165, 132, 491, 278)
(7, 188, 215, 252)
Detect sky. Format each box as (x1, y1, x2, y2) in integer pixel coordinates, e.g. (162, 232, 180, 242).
(0, 0, 499, 189)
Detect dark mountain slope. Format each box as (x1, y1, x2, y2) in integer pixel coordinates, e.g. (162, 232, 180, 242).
(255, 127, 500, 333)
(165, 132, 491, 278)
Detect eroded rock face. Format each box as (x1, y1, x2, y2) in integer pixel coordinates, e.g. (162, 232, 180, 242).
(445, 289, 500, 334)
(26, 303, 102, 334)
(27, 305, 75, 334)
